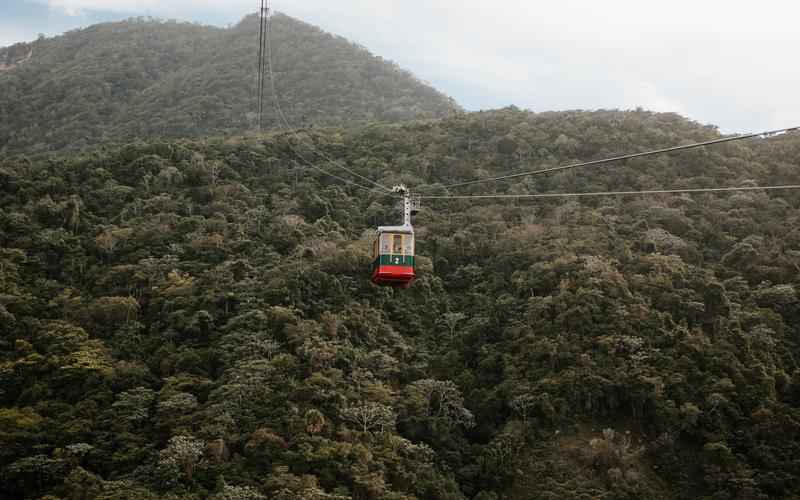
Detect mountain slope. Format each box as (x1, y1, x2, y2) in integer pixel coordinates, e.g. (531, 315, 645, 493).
(0, 13, 460, 158)
(0, 42, 34, 71)
(1, 109, 800, 499)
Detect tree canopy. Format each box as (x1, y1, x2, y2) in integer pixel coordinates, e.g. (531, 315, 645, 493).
(2, 105, 800, 499)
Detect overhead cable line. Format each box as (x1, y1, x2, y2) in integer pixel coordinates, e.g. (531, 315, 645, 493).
(418, 126, 800, 192)
(255, 0, 269, 130)
(419, 184, 800, 200)
(262, 8, 393, 193)
(251, 2, 382, 194)
(255, 6, 798, 202)
(294, 155, 388, 194)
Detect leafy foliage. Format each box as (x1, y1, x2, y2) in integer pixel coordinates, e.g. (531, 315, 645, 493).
(1, 108, 800, 499)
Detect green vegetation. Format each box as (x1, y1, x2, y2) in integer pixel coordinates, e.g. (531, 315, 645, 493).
(0, 13, 459, 159)
(2, 108, 800, 499)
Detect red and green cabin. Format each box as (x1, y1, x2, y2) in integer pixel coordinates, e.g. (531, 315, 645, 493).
(371, 225, 415, 288)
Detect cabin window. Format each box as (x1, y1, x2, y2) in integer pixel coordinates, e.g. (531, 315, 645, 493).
(393, 234, 403, 254)
(405, 235, 414, 256)
(380, 234, 391, 254)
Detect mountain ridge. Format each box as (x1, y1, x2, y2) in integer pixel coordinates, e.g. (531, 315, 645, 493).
(0, 13, 460, 158)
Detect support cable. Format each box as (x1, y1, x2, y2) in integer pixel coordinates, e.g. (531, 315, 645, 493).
(419, 184, 800, 200)
(255, 0, 266, 130)
(263, 9, 393, 193)
(255, 4, 799, 203)
(418, 127, 800, 192)
(251, 2, 382, 194)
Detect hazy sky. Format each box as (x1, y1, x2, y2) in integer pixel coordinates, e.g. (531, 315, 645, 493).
(2, 0, 799, 133)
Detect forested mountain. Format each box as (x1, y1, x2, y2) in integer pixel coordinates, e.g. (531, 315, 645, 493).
(0, 13, 459, 158)
(2, 108, 800, 499)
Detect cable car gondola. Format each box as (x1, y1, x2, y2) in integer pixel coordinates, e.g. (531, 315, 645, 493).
(371, 186, 419, 288)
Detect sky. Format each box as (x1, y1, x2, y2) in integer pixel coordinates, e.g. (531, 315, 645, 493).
(2, 0, 799, 133)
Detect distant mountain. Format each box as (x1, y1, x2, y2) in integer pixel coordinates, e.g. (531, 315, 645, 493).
(0, 13, 460, 158)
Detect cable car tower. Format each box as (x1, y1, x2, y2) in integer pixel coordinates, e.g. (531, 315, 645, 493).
(371, 185, 420, 288)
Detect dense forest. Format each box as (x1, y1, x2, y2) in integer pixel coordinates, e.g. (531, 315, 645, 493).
(2, 108, 800, 499)
(0, 13, 459, 159)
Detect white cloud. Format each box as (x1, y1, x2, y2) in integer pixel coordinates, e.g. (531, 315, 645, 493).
(14, 0, 800, 131)
(30, 0, 232, 17)
(40, 0, 147, 15)
(281, 0, 800, 132)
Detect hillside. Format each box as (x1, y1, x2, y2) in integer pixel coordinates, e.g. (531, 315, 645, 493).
(1, 108, 800, 499)
(0, 42, 34, 71)
(0, 14, 459, 158)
